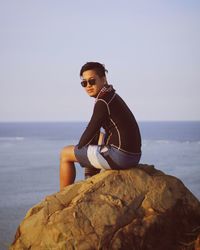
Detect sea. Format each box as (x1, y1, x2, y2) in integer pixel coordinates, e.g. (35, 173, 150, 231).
(0, 121, 199, 249)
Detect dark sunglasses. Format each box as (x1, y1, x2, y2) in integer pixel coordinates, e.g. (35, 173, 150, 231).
(81, 78, 96, 87)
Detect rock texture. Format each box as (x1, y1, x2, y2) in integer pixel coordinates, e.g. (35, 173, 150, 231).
(10, 164, 200, 250)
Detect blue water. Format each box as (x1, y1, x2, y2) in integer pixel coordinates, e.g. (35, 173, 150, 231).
(0, 121, 200, 249)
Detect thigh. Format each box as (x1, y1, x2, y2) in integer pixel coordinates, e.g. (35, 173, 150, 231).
(101, 146, 141, 169)
(74, 145, 111, 170)
(60, 145, 78, 162)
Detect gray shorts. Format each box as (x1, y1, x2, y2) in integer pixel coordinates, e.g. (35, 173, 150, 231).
(74, 145, 141, 170)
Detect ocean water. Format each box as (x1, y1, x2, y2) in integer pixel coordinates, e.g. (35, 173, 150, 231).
(0, 121, 200, 249)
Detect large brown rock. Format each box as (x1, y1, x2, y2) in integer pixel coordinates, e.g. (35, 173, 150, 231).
(10, 164, 200, 250)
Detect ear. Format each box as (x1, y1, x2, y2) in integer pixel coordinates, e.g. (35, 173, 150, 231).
(102, 76, 107, 85)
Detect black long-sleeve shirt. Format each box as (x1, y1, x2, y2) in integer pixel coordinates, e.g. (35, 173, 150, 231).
(78, 87, 141, 154)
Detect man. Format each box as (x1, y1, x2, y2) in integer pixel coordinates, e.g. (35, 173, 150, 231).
(60, 62, 141, 190)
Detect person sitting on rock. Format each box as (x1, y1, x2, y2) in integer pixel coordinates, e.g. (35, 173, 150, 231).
(60, 62, 142, 190)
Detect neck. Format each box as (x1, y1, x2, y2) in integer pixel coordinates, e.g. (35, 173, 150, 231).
(95, 84, 114, 100)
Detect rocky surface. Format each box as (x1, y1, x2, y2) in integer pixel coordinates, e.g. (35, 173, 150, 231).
(10, 164, 200, 250)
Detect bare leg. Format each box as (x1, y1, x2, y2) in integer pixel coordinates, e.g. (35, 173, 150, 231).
(60, 145, 77, 190)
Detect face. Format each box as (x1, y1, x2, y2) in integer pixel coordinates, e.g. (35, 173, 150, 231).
(81, 70, 106, 97)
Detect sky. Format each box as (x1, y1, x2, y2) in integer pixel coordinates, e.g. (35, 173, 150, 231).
(0, 0, 200, 122)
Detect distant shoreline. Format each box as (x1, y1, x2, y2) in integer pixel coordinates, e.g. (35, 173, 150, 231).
(0, 120, 200, 123)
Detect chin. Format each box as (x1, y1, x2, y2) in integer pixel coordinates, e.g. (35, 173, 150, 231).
(88, 92, 97, 97)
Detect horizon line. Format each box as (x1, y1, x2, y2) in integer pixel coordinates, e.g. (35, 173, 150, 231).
(0, 120, 200, 123)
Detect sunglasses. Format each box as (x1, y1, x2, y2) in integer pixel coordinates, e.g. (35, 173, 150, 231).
(81, 78, 96, 87)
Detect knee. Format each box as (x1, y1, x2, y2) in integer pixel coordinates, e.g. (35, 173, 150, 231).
(60, 146, 74, 162)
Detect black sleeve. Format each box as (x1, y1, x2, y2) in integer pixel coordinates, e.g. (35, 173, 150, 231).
(78, 100, 108, 148)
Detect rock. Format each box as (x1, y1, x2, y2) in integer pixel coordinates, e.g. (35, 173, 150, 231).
(10, 164, 200, 250)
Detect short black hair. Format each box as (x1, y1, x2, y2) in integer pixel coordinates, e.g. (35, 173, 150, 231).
(80, 62, 108, 78)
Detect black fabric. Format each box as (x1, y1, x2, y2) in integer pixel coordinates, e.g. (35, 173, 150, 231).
(78, 86, 141, 154)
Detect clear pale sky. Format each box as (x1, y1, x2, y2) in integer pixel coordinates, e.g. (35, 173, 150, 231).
(0, 0, 199, 122)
